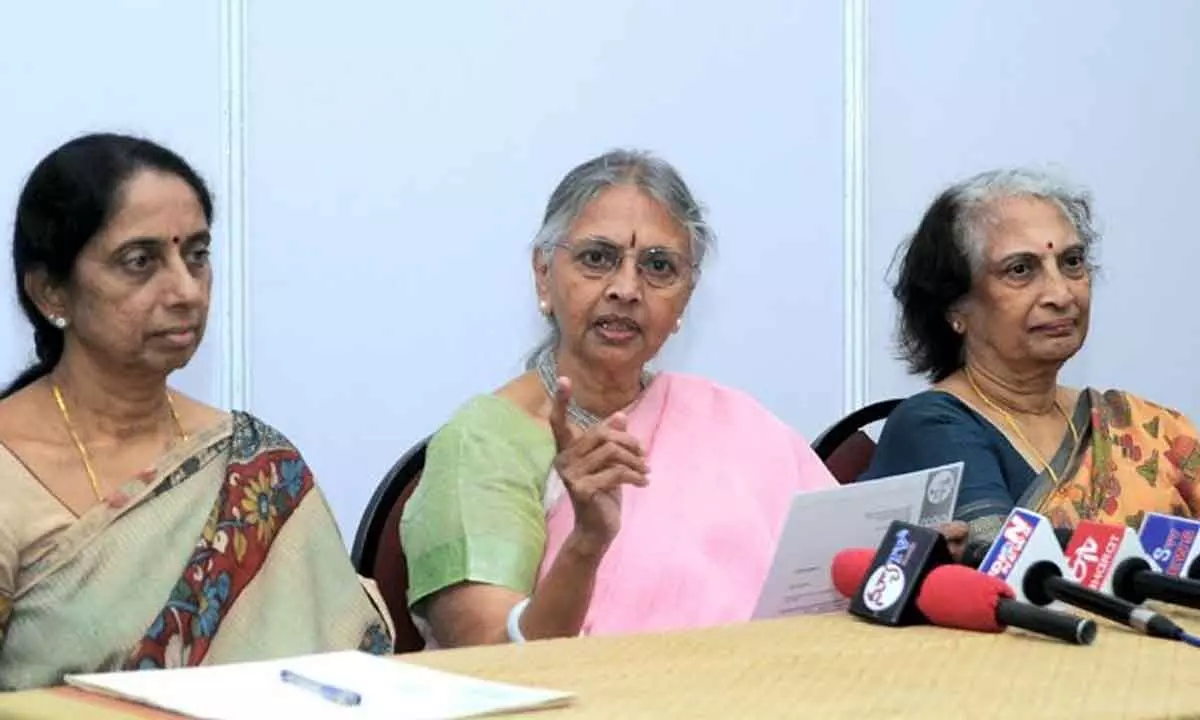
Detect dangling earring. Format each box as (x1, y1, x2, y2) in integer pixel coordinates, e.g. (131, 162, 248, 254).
(538, 300, 551, 316)
(49, 315, 68, 329)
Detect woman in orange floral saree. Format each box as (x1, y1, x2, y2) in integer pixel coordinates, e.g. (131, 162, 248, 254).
(0, 412, 392, 691)
(862, 167, 1200, 545)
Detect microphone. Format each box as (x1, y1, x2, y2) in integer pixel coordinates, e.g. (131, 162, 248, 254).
(832, 547, 1098, 644)
(846, 521, 952, 626)
(830, 548, 875, 599)
(1056, 521, 1200, 611)
(915, 564, 1097, 645)
(975, 508, 1196, 643)
(1138, 512, 1200, 580)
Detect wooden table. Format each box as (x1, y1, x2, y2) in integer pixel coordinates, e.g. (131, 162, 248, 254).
(3, 610, 1200, 719)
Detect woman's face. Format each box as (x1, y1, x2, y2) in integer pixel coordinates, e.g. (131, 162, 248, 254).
(535, 184, 694, 376)
(34, 169, 213, 376)
(956, 196, 1091, 372)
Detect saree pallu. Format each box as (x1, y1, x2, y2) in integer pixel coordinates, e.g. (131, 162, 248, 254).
(536, 372, 838, 635)
(0, 412, 391, 691)
(1016, 390, 1200, 532)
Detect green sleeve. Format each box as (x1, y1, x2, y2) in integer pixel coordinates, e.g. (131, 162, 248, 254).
(399, 396, 556, 608)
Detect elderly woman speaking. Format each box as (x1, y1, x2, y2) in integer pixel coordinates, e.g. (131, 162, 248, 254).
(864, 168, 1200, 545)
(400, 150, 836, 647)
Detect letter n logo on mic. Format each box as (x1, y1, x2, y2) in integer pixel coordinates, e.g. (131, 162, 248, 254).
(978, 508, 1071, 606)
(979, 509, 1040, 581)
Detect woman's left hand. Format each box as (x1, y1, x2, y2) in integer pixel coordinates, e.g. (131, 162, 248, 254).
(938, 521, 969, 563)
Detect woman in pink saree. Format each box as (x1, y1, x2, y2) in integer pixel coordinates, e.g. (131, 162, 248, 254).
(401, 150, 837, 647)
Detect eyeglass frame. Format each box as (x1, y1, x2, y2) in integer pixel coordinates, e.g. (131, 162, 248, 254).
(550, 236, 699, 289)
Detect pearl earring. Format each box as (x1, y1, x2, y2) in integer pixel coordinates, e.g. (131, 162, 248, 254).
(49, 315, 68, 329)
(538, 300, 550, 316)
(674, 318, 683, 333)
(952, 320, 963, 333)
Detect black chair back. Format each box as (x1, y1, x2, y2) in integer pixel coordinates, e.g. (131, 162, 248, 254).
(351, 435, 430, 652)
(811, 399, 903, 484)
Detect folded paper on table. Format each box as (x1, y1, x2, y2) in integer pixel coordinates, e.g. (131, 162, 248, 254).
(752, 462, 964, 619)
(65, 650, 574, 720)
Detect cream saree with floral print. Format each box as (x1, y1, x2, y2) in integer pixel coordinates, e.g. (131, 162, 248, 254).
(0, 412, 391, 691)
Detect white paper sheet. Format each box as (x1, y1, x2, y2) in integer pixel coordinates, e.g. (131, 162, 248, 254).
(65, 650, 573, 720)
(751, 462, 964, 619)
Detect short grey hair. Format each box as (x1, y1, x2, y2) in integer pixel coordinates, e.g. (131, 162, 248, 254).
(950, 167, 1100, 273)
(526, 149, 715, 368)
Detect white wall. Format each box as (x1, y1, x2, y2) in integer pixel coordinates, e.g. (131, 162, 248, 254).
(2, 1, 1198, 539)
(241, 0, 846, 533)
(0, 0, 229, 404)
(865, 1, 1200, 413)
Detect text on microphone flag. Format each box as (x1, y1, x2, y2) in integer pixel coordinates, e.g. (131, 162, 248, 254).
(1063, 522, 1123, 589)
(862, 529, 917, 612)
(980, 509, 1040, 580)
(1139, 513, 1198, 575)
(888, 529, 915, 566)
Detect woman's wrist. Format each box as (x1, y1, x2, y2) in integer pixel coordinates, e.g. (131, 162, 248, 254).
(563, 529, 611, 562)
(520, 531, 608, 643)
(506, 597, 532, 643)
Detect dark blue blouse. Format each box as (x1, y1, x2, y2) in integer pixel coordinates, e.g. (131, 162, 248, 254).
(860, 390, 1036, 526)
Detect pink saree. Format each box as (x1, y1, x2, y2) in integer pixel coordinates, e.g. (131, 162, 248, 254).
(536, 373, 837, 635)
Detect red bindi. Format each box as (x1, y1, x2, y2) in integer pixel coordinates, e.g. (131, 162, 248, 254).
(171, 236, 182, 246)
(1046, 241, 1054, 250)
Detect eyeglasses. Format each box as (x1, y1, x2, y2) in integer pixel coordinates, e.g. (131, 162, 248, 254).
(555, 238, 695, 289)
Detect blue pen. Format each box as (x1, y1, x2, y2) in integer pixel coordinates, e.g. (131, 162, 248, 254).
(279, 668, 362, 707)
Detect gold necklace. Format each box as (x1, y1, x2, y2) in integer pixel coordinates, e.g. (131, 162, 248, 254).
(964, 366, 1080, 488)
(52, 382, 189, 501)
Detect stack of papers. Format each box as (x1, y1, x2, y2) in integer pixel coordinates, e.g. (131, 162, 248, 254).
(65, 650, 573, 720)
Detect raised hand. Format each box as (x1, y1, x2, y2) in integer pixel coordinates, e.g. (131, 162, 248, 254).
(548, 377, 648, 555)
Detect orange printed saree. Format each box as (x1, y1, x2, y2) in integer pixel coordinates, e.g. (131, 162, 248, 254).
(1029, 390, 1200, 530)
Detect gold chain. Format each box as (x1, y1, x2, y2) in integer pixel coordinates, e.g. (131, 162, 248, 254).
(52, 382, 189, 501)
(964, 366, 1079, 488)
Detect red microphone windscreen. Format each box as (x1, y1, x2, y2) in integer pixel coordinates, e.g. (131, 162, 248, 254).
(830, 548, 876, 599)
(915, 564, 1015, 632)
